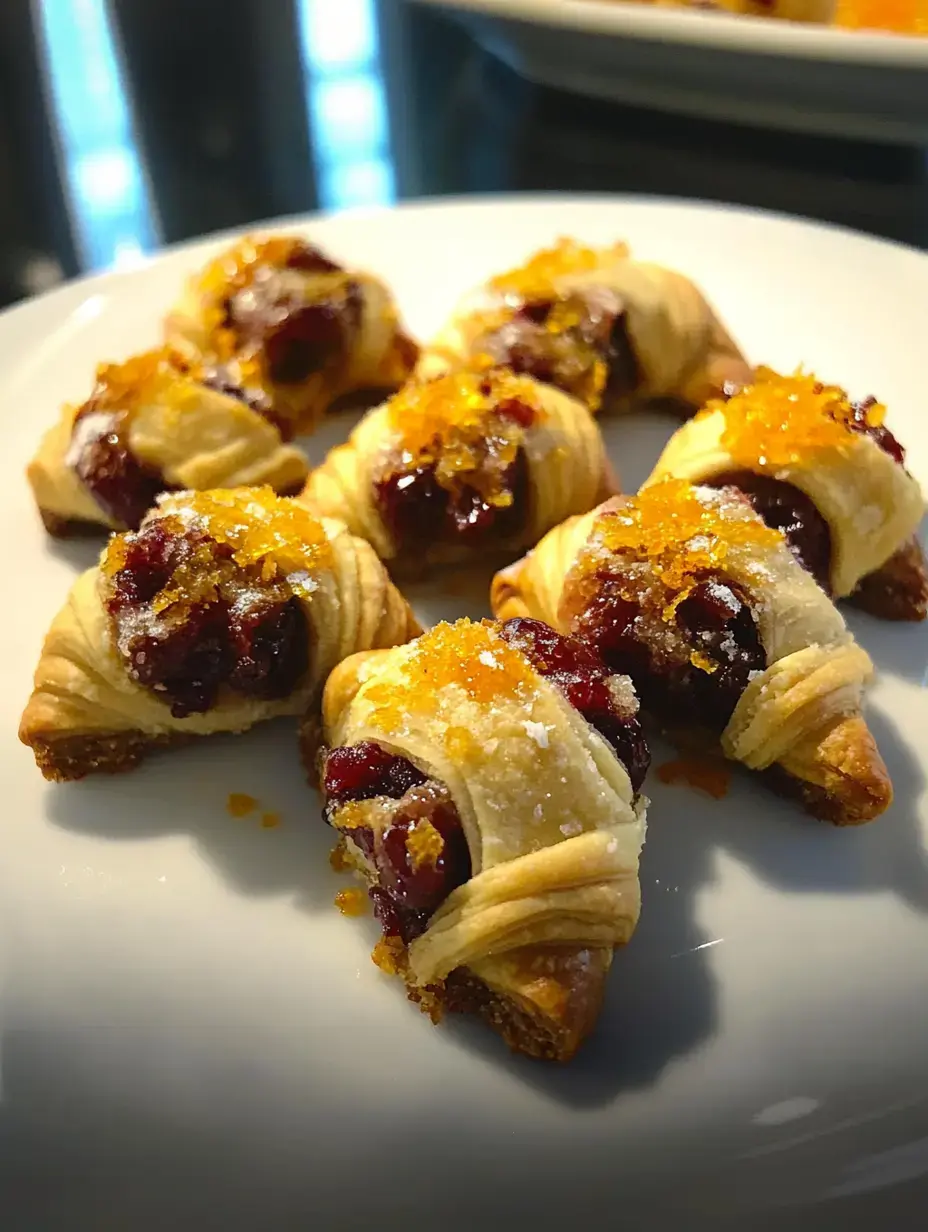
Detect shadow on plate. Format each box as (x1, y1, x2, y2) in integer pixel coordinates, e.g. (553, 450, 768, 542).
(843, 606, 928, 689)
(43, 529, 103, 572)
(43, 718, 339, 909)
(711, 706, 928, 916)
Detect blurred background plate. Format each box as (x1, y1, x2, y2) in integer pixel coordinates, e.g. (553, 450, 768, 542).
(416, 0, 928, 143)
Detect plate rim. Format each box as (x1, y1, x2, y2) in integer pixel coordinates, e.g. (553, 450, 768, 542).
(415, 0, 928, 66)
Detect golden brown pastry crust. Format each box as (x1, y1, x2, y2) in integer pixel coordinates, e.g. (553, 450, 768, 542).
(28, 347, 310, 534)
(166, 233, 417, 434)
(319, 620, 647, 1060)
(646, 368, 927, 610)
(417, 237, 751, 415)
(300, 369, 615, 573)
(491, 483, 891, 825)
(20, 490, 420, 781)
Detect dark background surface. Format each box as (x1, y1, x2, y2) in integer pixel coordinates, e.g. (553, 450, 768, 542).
(1, 0, 927, 312)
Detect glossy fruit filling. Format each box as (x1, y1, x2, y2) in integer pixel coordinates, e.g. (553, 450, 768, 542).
(845, 395, 905, 464)
(497, 616, 650, 792)
(105, 517, 309, 717)
(475, 290, 641, 409)
(323, 744, 472, 944)
(572, 573, 767, 734)
(68, 404, 168, 530)
(222, 243, 362, 386)
(706, 472, 833, 590)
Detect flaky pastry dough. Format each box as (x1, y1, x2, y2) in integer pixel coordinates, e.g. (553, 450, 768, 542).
(20, 490, 419, 781)
(418, 237, 751, 413)
(166, 233, 416, 434)
(28, 348, 309, 533)
(321, 619, 647, 1057)
(492, 484, 891, 824)
(301, 369, 614, 570)
(647, 368, 926, 603)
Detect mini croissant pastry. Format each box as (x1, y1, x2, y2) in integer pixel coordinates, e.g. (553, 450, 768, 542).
(315, 617, 649, 1061)
(647, 367, 928, 620)
(417, 237, 751, 415)
(28, 346, 309, 535)
(493, 479, 891, 825)
(166, 233, 418, 434)
(20, 487, 419, 782)
(301, 368, 615, 574)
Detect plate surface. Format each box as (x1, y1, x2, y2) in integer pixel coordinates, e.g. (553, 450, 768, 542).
(2, 196, 928, 1230)
(418, 0, 928, 143)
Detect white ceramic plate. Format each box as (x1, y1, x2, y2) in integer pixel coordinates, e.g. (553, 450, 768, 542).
(417, 0, 928, 143)
(2, 196, 928, 1230)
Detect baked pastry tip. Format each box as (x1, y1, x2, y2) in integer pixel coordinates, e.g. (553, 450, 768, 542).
(20, 486, 420, 781)
(166, 232, 418, 435)
(492, 479, 891, 825)
(28, 345, 310, 536)
(315, 616, 650, 1060)
(417, 237, 751, 417)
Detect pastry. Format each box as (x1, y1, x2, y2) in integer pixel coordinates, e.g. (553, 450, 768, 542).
(300, 367, 615, 574)
(417, 237, 751, 415)
(492, 479, 891, 825)
(166, 233, 418, 434)
(647, 367, 928, 619)
(28, 346, 310, 535)
(315, 616, 649, 1061)
(20, 487, 419, 781)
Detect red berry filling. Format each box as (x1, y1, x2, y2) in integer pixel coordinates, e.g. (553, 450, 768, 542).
(375, 445, 529, 550)
(707, 472, 833, 591)
(105, 518, 309, 717)
(573, 574, 766, 734)
(323, 743, 472, 944)
(69, 405, 169, 529)
(497, 617, 650, 792)
(477, 291, 641, 407)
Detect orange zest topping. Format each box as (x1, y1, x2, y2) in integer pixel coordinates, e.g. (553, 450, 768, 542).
(656, 757, 731, 800)
(372, 935, 406, 975)
(226, 792, 257, 817)
(594, 479, 781, 600)
(103, 488, 331, 614)
(383, 370, 541, 504)
(701, 366, 888, 469)
(405, 819, 445, 871)
(365, 620, 538, 736)
(329, 841, 351, 872)
(334, 887, 368, 916)
(260, 811, 281, 829)
(194, 234, 309, 313)
(835, 0, 928, 32)
(489, 237, 628, 298)
(87, 346, 193, 413)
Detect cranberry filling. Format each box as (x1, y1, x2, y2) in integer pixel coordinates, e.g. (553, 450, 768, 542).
(375, 447, 529, 551)
(706, 472, 832, 591)
(69, 405, 168, 530)
(226, 263, 362, 387)
(106, 520, 309, 717)
(573, 574, 766, 734)
(324, 741, 427, 804)
(478, 292, 640, 407)
(323, 743, 472, 944)
(845, 396, 905, 465)
(498, 616, 650, 793)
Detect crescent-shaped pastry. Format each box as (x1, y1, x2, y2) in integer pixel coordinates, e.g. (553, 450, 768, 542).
(314, 616, 649, 1061)
(646, 367, 928, 620)
(28, 346, 310, 535)
(492, 479, 891, 825)
(20, 487, 419, 782)
(300, 368, 615, 574)
(165, 234, 418, 434)
(417, 237, 751, 415)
